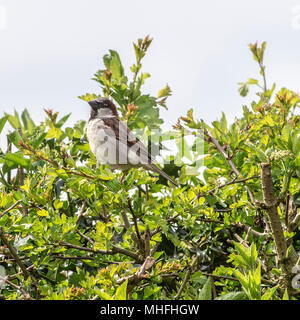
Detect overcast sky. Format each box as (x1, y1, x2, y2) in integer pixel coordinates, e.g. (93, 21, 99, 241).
(0, 0, 300, 145)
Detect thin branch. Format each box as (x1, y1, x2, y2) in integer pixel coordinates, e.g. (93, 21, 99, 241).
(121, 211, 131, 229)
(151, 213, 181, 237)
(0, 200, 23, 219)
(289, 212, 300, 232)
(111, 245, 141, 261)
(51, 254, 94, 260)
(7, 265, 35, 280)
(209, 175, 260, 193)
(195, 218, 267, 239)
(204, 129, 240, 177)
(0, 228, 31, 279)
(144, 225, 151, 257)
(127, 199, 142, 241)
(174, 255, 198, 300)
(58, 241, 112, 254)
(6, 135, 11, 184)
(204, 129, 255, 203)
(0, 275, 31, 298)
(17, 128, 25, 187)
(145, 184, 149, 201)
(75, 201, 86, 225)
(76, 230, 94, 245)
(58, 240, 141, 261)
(235, 223, 268, 239)
(117, 256, 155, 295)
(202, 272, 237, 282)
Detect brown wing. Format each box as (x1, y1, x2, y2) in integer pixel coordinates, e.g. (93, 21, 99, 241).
(101, 117, 177, 187)
(101, 117, 154, 164)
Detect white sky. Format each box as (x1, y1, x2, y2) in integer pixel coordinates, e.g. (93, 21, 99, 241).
(0, 0, 300, 149)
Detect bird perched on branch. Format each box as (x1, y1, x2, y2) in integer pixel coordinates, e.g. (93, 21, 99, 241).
(86, 98, 178, 187)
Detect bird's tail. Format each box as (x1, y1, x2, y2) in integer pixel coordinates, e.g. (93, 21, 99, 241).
(148, 164, 178, 187)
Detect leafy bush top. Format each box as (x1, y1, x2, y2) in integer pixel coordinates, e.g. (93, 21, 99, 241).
(0, 37, 299, 300)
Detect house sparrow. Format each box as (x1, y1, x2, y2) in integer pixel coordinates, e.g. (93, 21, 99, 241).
(86, 97, 178, 187)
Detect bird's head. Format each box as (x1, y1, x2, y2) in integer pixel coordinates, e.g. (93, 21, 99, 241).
(88, 98, 119, 119)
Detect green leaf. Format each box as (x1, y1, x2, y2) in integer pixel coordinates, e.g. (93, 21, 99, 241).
(253, 263, 261, 294)
(115, 279, 128, 300)
(261, 285, 279, 300)
(234, 242, 252, 269)
(198, 277, 212, 300)
(250, 243, 258, 268)
(33, 132, 47, 149)
(95, 289, 114, 300)
(216, 291, 248, 300)
(21, 109, 35, 133)
(157, 84, 171, 98)
(238, 83, 249, 97)
(282, 288, 289, 300)
(0, 116, 7, 135)
(103, 50, 124, 81)
(5, 110, 22, 129)
(37, 209, 49, 217)
(56, 113, 71, 128)
(46, 125, 63, 139)
(5, 152, 31, 168)
(244, 142, 268, 162)
(78, 93, 100, 102)
(292, 131, 300, 156)
(143, 285, 161, 299)
(220, 112, 228, 134)
(7, 131, 22, 147)
(261, 115, 274, 127)
(248, 78, 258, 85)
(234, 270, 249, 292)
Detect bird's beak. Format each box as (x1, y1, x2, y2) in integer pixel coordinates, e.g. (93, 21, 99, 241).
(88, 100, 97, 110)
